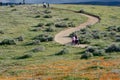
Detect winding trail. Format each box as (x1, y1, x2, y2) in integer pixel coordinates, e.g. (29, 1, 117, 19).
(54, 13, 99, 48)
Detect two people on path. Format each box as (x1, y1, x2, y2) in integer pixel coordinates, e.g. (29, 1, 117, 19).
(43, 2, 50, 8)
(72, 34, 79, 45)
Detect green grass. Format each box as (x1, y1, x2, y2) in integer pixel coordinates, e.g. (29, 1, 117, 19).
(0, 5, 86, 76)
(0, 4, 120, 79)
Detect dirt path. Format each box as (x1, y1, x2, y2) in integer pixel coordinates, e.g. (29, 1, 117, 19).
(54, 13, 99, 48)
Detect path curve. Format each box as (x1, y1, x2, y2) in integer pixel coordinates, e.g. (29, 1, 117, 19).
(54, 13, 99, 48)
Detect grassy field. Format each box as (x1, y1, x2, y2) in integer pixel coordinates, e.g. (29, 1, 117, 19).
(0, 4, 120, 80)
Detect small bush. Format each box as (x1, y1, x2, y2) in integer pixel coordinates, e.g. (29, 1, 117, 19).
(45, 22, 54, 26)
(55, 48, 69, 55)
(26, 40, 40, 45)
(115, 34, 120, 42)
(46, 27, 55, 32)
(86, 46, 105, 56)
(93, 49, 105, 56)
(63, 76, 89, 80)
(105, 44, 120, 52)
(100, 32, 108, 37)
(43, 10, 51, 14)
(92, 30, 101, 39)
(108, 31, 116, 38)
(35, 23, 44, 27)
(88, 66, 104, 70)
(80, 28, 91, 34)
(43, 15, 52, 18)
(34, 34, 53, 42)
(0, 30, 4, 34)
(32, 46, 45, 52)
(86, 25, 92, 28)
(79, 9, 84, 13)
(69, 32, 76, 37)
(68, 22, 75, 27)
(81, 52, 93, 59)
(0, 39, 16, 45)
(55, 22, 68, 28)
(16, 36, 24, 41)
(10, 5, 15, 7)
(86, 46, 97, 53)
(32, 28, 41, 32)
(63, 18, 69, 20)
(34, 15, 40, 18)
(11, 9, 17, 11)
(104, 56, 113, 59)
(79, 36, 90, 44)
(115, 37, 120, 42)
(107, 26, 117, 31)
(117, 26, 120, 32)
(15, 54, 32, 59)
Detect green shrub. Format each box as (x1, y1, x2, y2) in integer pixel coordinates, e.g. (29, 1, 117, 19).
(43, 15, 52, 18)
(100, 32, 108, 37)
(79, 9, 84, 13)
(79, 36, 90, 44)
(86, 46, 105, 56)
(105, 44, 120, 52)
(55, 22, 68, 28)
(107, 26, 117, 31)
(86, 46, 97, 53)
(34, 34, 53, 42)
(11, 9, 17, 11)
(45, 22, 54, 26)
(32, 46, 45, 52)
(0, 30, 4, 34)
(63, 18, 69, 20)
(81, 52, 93, 59)
(55, 48, 69, 55)
(103, 56, 113, 59)
(26, 40, 40, 45)
(108, 31, 116, 38)
(46, 27, 55, 32)
(92, 30, 101, 39)
(86, 25, 92, 28)
(88, 66, 104, 70)
(15, 54, 32, 59)
(115, 37, 120, 42)
(80, 28, 88, 34)
(35, 23, 44, 27)
(0, 39, 16, 45)
(63, 76, 89, 80)
(10, 5, 15, 7)
(43, 10, 51, 14)
(31, 27, 41, 31)
(117, 26, 120, 32)
(34, 15, 40, 18)
(93, 49, 105, 56)
(68, 22, 76, 27)
(69, 32, 76, 37)
(16, 36, 24, 41)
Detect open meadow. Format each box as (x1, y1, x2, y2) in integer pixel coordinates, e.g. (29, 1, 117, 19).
(0, 4, 120, 80)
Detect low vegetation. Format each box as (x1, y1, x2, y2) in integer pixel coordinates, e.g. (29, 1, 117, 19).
(55, 48, 69, 55)
(32, 46, 45, 52)
(0, 39, 16, 45)
(33, 34, 53, 42)
(0, 4, 120, 80)
(63, 76, 89, 80)
(15, 54, 32, 59)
